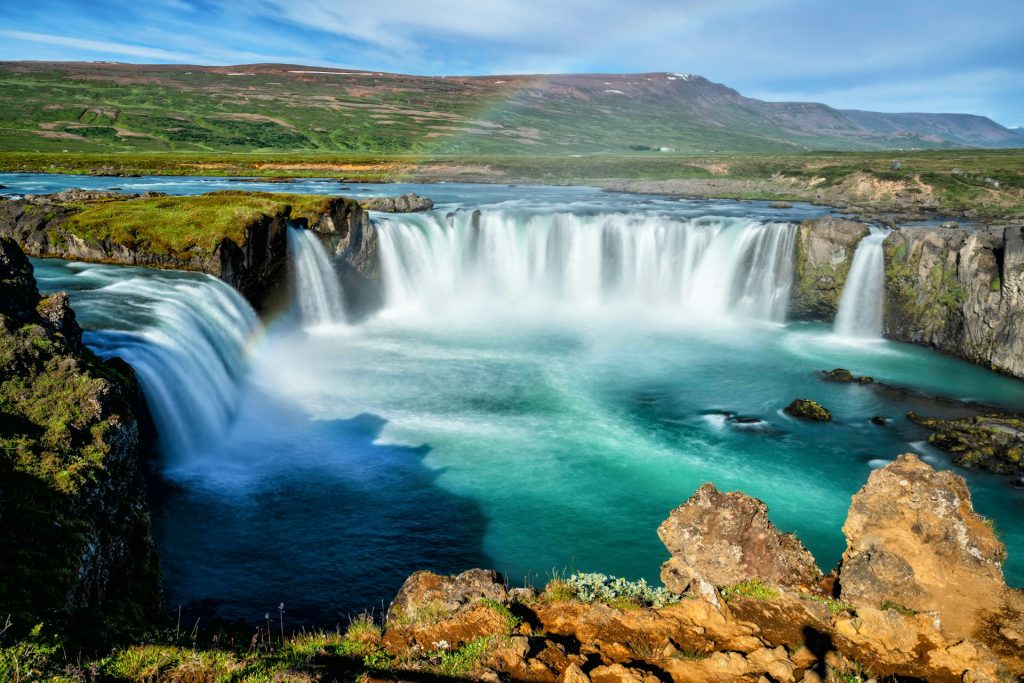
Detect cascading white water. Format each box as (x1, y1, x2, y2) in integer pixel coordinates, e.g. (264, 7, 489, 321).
(834, 227, 890, 338)
(83, 275, 259, 459)
(375, 211, 797, 321)
(287, 226, 346, 326)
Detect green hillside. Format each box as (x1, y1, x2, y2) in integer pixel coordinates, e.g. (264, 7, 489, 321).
(0, 62, 1020, 155)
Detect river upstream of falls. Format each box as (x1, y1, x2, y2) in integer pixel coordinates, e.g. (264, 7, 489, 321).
(8, 174, 1024, 625)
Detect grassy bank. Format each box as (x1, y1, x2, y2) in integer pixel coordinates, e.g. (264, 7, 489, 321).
(63, 192, 336, 255)
(3, 149, 1023, 218)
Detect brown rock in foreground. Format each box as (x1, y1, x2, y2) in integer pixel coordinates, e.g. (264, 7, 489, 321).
(371, 455, 1023, 682)
(657, 483, 821, 592)
(387, 568, 507, 624)
(839, 453, 1007, 638)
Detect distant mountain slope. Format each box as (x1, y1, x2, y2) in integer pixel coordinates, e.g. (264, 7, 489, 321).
(0, 62, 1019, 154)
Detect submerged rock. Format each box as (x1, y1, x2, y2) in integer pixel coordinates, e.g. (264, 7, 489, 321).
(870, 415, 888, 426)
(658, 483, 821, 592)
(784, 399, 832, 421)
(358, 193, 434, 213)
(822, 368, 874, 384)
(823, 368, 854, 382)
(839, 453, 1007, 639)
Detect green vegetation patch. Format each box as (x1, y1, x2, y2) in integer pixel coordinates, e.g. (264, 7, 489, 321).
(721, 579, 779, 603)
(63, 191, 336, 256)
(548, 572, 681, 609)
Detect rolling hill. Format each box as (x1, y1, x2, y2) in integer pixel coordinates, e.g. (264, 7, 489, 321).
(0, 61, 1020, 155)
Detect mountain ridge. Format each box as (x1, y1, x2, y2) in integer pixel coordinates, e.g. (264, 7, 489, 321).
(0, 61, 1020, 154)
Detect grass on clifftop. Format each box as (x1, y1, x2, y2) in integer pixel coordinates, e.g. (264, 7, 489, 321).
(64, 191, 335, 255)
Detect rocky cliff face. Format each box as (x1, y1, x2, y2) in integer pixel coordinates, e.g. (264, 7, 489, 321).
(883, 225, 1024, 378)
(0, 238, 160, 642)
(789, 218, 870, 321)
(839, 454, 1006, 639)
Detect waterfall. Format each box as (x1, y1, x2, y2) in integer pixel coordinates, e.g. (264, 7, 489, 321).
(287, 226, 346, 326)
(834, 227, 890, 338)
(375, 211, 797, 322)
(82, 275, 259, 459)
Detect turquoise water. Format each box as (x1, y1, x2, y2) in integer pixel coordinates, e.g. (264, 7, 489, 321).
(20, 172, 1024, 624)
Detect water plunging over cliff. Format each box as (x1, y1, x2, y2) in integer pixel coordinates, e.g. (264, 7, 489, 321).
(287, 226, 346, 326)
(53, 267, 260, 459)
(375, 211, 797, 322)
(834, 227, 890, 338)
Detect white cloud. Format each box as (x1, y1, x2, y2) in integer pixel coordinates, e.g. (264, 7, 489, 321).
(0, 29, 193, 61)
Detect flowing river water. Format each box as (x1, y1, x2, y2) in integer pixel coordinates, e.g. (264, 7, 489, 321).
(6, 174, 1023, 624)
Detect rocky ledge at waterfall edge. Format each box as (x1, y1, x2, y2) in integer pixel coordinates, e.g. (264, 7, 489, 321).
(376, 454, 1023, 683)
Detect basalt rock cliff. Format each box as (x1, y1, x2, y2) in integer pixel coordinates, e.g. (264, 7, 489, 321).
(883, 224, 1024, 378)
(0, 237, 160, 643)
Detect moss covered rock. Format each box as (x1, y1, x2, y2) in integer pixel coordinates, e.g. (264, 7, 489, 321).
(0, 237, 160, 644)
(784, 399, 832, 422)
(908, 411, 1024, 476)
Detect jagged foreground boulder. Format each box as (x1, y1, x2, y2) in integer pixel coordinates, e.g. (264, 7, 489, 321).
(657, 483, 822, 592)
(839, 453, 1008, 638)
(377, 456, 1023, 681)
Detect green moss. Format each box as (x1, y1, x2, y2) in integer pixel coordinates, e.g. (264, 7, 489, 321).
(62, 191, 336, 257)
(431, 636, 493, 677)
(721, 580, 779, 603)
(879, 600, 916, 616)
(389, 598, 453, 626)
(784, 399, 832, 422)
(478, 598, 522, 633)
(803, 594, 851, 615)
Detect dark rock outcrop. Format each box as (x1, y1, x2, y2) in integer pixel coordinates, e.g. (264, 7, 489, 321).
(657, 483, 821, 592)
(358, 193, 434, 213)
(822, 368, 873, 384)
(789, 218, 870, 321)
(784, 399, 832, 421)
(0, 238, 160, 642)
(303, 196, 383, 317)
(908, 411, 1024, 475)
(883, 225, 1024, 378)
(839, 454, 1007, 639)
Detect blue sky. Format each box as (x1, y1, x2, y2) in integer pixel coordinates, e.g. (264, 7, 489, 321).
(1, 0, 1021, 127)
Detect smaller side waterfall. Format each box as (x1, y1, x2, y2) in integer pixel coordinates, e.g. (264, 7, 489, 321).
(834, 227, 890, 338)
(287, 226, 346, 326)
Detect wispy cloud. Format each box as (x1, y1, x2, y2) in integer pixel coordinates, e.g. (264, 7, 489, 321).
(0, 29, 193, 61)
